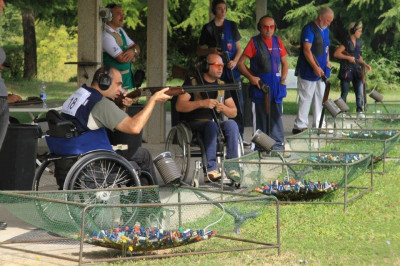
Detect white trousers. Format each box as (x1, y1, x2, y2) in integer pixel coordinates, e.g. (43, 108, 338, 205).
(293, 77, 326, 129)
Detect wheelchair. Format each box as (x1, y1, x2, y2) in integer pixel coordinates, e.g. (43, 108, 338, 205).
(32, 110, 162, 226)
(32, 110, 152, 192)
(165, 98, 244, 187)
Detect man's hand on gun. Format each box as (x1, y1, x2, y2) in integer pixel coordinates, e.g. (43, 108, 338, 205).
(313, 66, 325, 78)
(121, 91, 134, 107)
(201, 98, 219, 109)
(226, 60, 237, 70)
(249, 76, 261, 88)
(152, 88, 173, 103)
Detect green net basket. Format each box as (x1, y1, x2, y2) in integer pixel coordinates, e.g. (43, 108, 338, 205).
(0, 187, 278, 253)
(326, 113, 400, 130)
(367, 101, 400, 114)
(224, 150, 372, 201)
(286, 128, 400, 161)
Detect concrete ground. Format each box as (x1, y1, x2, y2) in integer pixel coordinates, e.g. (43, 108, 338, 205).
(0, 114, 305, 265)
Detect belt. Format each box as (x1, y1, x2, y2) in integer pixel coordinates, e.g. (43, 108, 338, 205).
(0, 96, 7, 100)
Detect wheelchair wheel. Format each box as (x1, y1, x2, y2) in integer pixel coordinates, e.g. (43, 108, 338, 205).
(165, 125, 191, 183)
(32, 160, 58, 191)
(63, 151, 142, 226)
(33, 155, 77, 191)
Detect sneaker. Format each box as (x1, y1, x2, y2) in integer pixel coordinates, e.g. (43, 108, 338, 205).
(357, 112, 366, 119)
(205, 170, 221, 183)
(226, 170, 241, 180)
(292, 128, 307, 134)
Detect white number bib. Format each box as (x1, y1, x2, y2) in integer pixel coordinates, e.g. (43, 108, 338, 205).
(62, 87, 91, 116)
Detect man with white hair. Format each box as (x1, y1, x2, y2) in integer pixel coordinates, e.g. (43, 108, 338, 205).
(292, 7, 334, 134)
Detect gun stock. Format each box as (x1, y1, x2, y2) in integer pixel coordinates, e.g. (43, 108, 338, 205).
(258, 80, 270, 116)
(114, 89, 143, 108)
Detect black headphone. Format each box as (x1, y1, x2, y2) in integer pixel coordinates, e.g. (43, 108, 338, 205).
(98, 66, 112, 90)
(350, 21, 360, 35)
(211, 0, 227, 15)
(201, 60, 210, 73)
(257, 15, 278, 32)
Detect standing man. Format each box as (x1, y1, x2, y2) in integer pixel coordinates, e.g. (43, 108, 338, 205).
(197, 0, 246, 144)
(176, 54, 239, 182)
(103, 3, 140, 92)
(238, 16, 289, 150)
(334, 21, 371, 115)
(292, 7, 334, 134)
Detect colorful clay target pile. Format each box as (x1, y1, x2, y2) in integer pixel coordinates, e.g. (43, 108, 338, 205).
(253, 153, 366, 200)
(254, 179, 338, 201)
(300, 152, 365, 164)
(81, 226, 217, 251)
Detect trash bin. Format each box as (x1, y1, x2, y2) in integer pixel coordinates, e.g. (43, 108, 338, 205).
(0, 124, 42, 190)
(107, 104, 144, 158)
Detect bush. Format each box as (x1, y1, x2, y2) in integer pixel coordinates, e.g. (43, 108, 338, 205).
(1, 44, 24, 80)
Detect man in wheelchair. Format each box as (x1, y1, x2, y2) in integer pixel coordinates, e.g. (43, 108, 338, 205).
(57, 66, 172, 187)
(176, 53, 239, 183)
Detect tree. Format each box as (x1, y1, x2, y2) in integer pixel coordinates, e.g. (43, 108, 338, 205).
(21, 7, 36, 79)
(7, 0, 77, 80)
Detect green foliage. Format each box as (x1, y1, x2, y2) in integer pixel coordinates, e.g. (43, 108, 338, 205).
(0, 3, 23, 45)
(365, 57, 400, 92)
(36, 22, 77, 82)
(0, 44, 24, 80)
(375, 1, 400, 34)
(103, 0, 146, 30)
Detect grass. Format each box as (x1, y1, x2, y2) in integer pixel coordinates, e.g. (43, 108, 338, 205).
(106, 159, 400, 265)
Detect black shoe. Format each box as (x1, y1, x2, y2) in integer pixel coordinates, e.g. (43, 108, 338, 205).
(292, 128, 307, 134)
(0, 221, 7, 230)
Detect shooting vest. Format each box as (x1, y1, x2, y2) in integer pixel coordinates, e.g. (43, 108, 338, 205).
(61, 84, 103, 133)
(339, 38, 362, 81)
(295, 22, 330, 81)
(249, 35, 285, 104)
(182, 78, 226, 121)
(205, 20, 241, 82)
(103, 28, 133, 90)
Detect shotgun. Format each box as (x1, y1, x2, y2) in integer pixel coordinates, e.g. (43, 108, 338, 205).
(114, 83, 241, 108)
(312, 55, 331, 129)
(342, 50, 367, 111)
(258, 80, 271, 135)
(222, 51, 245, 128)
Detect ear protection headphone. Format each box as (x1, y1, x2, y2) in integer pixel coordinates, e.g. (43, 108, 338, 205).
(201, 60, 210, 73)
(211, 0, 227, 16)
(98, 66, 112, 91)
(105, 3, 120, 22)
(257, 15, 278, 32)
(350, 21, 360, 35)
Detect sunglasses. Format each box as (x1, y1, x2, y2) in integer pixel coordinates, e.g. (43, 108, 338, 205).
(209, 62, 224, 68)
(262, 24, 275, 30)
